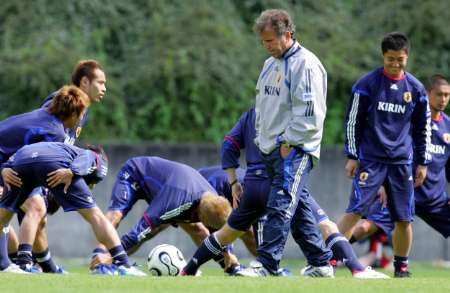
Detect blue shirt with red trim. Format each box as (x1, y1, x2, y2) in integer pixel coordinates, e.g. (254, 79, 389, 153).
(415, 113, 450, 205)
(198, 165, 245, 204)
(221, 107, 268, 179)
(344, 67, 431, 165)
(0, 109, 66, 165)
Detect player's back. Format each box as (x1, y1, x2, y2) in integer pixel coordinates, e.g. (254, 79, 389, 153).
(0, 108, 65, 163)
(198, 165, 245, 203)
(7, 142, 82, 166)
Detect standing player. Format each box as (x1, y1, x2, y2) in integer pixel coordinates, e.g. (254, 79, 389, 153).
(350, 74, 450, 262)
(183, 107, 388, 278)
(338, 32, 431, 277)
(0, 142, 145, 276)
(90, 157, 235, 272)
(239, 9, 332, 277)
(0, 85, 89, 273)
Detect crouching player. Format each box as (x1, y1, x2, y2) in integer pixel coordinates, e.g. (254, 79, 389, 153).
(0, 142, 146, 276)
(90, 156, 235, 273)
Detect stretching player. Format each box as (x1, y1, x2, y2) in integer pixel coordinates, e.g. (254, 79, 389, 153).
(183, 107, 387, 278)
(4, 60, 106, 273)
(0, 85, 89, 273)
(351, 75, 450, 264)
(0, 142, 145, 276)
(90, 157, 234, 273)
(338, 32, 431, 277)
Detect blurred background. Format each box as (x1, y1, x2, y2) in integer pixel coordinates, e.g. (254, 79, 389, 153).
(1, 0, 450, 262)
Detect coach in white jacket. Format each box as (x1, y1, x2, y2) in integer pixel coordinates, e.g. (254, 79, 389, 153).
(239, 9, 333, 277)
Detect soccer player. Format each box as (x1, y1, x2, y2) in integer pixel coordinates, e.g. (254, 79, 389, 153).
(0, 142, 145, 276)
(41, 59, 106, 144)
(338, 32, 431, 277)
(183, 107, 388, 278)
(0, 85, 89, 273)
(237, 9, 332, 277)
(350, 74, 450, 267)
(4, 59, 107, 272)
(90, 156, 234, 272)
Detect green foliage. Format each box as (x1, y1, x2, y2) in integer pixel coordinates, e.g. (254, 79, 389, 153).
(1, 0, 450, 144)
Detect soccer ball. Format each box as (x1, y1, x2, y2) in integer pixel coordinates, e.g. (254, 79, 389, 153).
(147, 244, 187, 276)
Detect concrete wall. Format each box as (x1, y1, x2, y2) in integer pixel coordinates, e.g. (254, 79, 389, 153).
(36, 144, 449, 261)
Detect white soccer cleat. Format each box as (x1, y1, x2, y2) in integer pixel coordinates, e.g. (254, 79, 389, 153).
(116, 265, 147, 277)
(235, 261, 270, 277)
(300, 264, 335, 278)
(353, 267, 390, 279)
(0, 263, 29, 274)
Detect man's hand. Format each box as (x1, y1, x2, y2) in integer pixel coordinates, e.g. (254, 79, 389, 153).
(345, 159, 359, 178)
(90, 252, 112, 270)
(280, 144, 293, 159)
(414, 165, 427, 187)
(231, 182, 243, 208)
(1, 168, 22, 190)
(47, 168, 74, 193)
(377, 186, 387, 208)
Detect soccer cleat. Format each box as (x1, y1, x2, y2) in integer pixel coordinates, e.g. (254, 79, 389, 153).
(20, 263, 42, 273)
(0, 263, 29, 274)
(394, 269, 411, 278)
(116, 265, 147, 277)
(235, 261, 271, 277)
(91, 264, 116, 275)
(54, 266, 69, 274)
(225, 264, 246, 276)
(353, 267, 390, 279)
(275, 267, 292, 277)
(300, 264, 335, 278)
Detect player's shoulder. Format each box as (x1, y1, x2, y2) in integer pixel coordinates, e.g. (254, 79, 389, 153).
(440, 112, 450, 127)
(352, 68, 382, 92)
(291, 45, 324, 70)
(404, 72, 426, 93)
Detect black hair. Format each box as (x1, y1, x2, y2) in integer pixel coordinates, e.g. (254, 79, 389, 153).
(381, 32, 410, 54)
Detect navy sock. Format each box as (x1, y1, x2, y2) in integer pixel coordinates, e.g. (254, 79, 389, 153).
(326, 233, 365, 273)
(0, 226, 11, 269)
(109, 245, 130, 268)
(92, 247, 107, 259)
(17, 243, 33, 267)
(34, 248, 58, 273)
(8, 252, 18, 264)
(394, 255, 408, 272)
(183, 233, 223, 275)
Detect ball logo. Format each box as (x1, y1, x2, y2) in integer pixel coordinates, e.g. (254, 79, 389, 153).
(359, 172, 369, 182)
(444, 133, 450, 144)
(403, 92, 412, 103)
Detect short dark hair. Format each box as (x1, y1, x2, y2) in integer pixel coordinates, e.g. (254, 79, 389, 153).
(381, 32, 410, 54)
(48, 85, 89, 121)
(426, 74, 449, 92)
(71, 60, 103, 86)
(253, 9, 295, 37)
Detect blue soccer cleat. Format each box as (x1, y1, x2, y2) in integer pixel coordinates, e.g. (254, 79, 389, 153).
(116, 265, 147, 277)
(91, 264, 116, 275)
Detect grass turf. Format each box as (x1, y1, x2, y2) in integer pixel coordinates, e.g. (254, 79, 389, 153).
(1, 260, 449, 293)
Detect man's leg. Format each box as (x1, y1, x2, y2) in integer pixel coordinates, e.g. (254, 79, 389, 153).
(0, 208, 14, 270)
(257, 150, 331, 274)
(78, 207, 132, 268)
(392, 221, 412, 274)
(16, 196, 47, 270)
(7, 226, 18, 263)
(337, 213, 362, 239)
(32, 217, 61, 273)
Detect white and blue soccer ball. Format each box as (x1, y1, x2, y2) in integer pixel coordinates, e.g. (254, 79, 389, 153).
(147, 244, 187, 276)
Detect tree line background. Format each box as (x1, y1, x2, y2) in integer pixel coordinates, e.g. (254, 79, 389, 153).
(0, 0, 449, 145)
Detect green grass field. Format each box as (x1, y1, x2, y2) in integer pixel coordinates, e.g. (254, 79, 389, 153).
(1, 260, 450, 293)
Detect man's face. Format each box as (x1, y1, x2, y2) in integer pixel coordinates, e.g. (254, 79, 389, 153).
(81, 69, 106, 103)
(428, 84, 450, 113)
(259, 29, 292, 58)
(383, 49, 408, 78)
